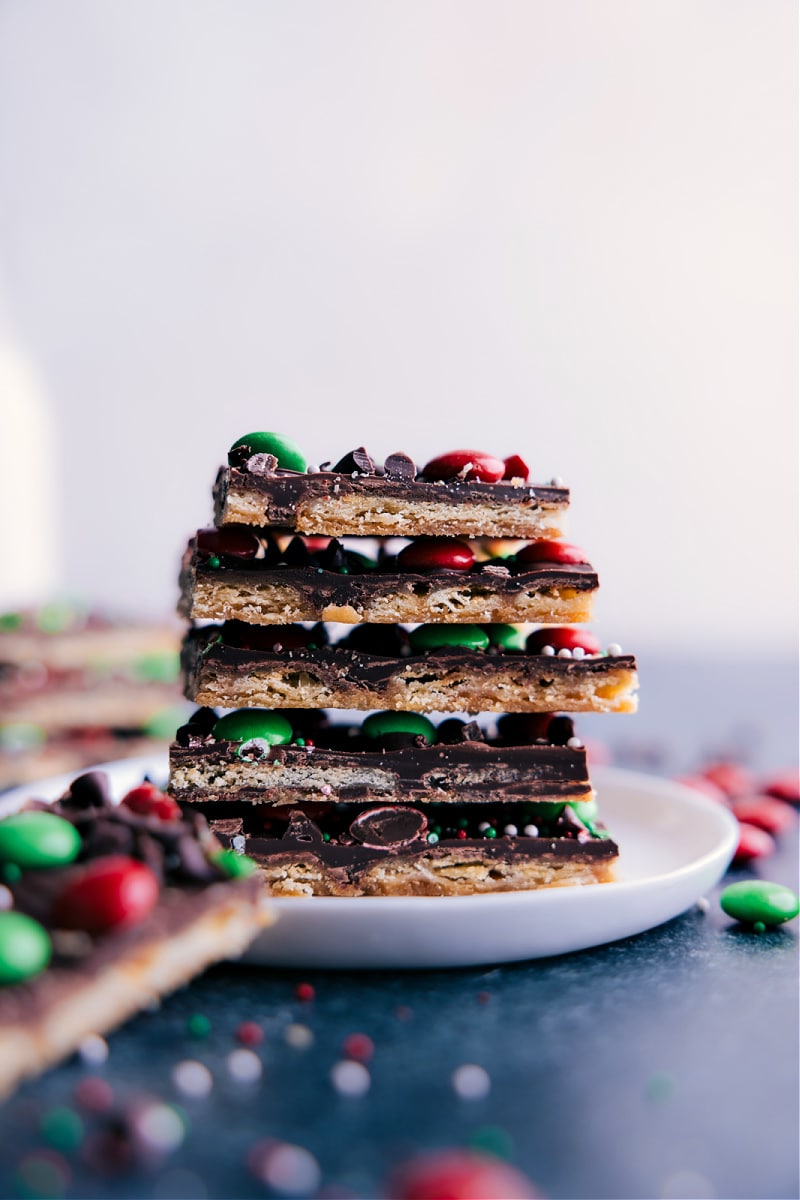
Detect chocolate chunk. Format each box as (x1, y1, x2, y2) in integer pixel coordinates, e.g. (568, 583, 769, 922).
(547, 715, 576, 745)
(332, 447, 375, 475)
(64, 772, 113, 810)
(344, 624, 409, 657)
(173, 833, 218, 882)
(349, 805, 428, 848)
(245, 452, 279, 476)
(286, 810, 324, 845)
(282, 537, 311, 567)
(318, 538, 348, 572)
(383, 452, 416, 481)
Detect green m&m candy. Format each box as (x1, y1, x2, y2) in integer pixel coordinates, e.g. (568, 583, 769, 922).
(408, 624, 490, 654)
(0, 812, 81, 869)
(720, 880, 800, 927)
(212, 709, 293, 746)
(211, 850, 259, 879)
(0, 912, 52, 984)
(228, 432, 308, 473)
(485, 624, 526, 652)
(361, 712, 437, 744)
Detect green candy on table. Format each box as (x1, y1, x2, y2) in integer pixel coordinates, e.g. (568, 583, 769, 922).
(485, 624, 527, 652)
(720, 881, 800, 928)
(0, 812, 81, 869)
(0, 912, 52, 985)
(213, 709, 293, 745)
(409, 624, 490, 653)
(212, 850, 259, 879)
(228, 431, 308, 473)
(361, 712, 437, 744)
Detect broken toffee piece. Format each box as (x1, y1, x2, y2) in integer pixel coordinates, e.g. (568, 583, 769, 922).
(0, 772, 268, 1100)
(169, 708, 594, 807)
(213, 439, 568, 538)
(179, 532, 597, 625)
(180, 623, 639, 715)
(201, 798, 618, 897)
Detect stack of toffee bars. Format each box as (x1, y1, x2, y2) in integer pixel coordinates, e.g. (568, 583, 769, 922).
(170, 434, 638, 896)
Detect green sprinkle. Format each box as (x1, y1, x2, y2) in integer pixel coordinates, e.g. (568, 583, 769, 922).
(295, 738, 306, 747)
(323, 833, 331, 842)
(469, 1125, 515, 1160)
(187, 1013, 212, 1039)
(208, 555, 221, 568)
(753, 921, 766, 934)
(40, 1106, 84, 1153)
(211, 850, 258, 879)
(483, 828, 497, 839)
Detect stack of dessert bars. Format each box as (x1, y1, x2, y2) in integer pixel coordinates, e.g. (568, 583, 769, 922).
(169, 433, 638, 896)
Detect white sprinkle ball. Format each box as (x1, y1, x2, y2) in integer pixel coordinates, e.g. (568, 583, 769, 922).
(231, 835, 246, 853)
(320, 785, 332, 796)
(696, 896, 710, 913)
(78, 1034, 109, 1066)
(571, 646, 586, 660)
(557, 648, 573, 659)
(541, 644, 555, 656)
(227, 1048, 263, 1083)
(478, 821, 491, 833)
(0, 884, 13, 910)
(138, 1103, 186, 1152)
(550, 476, 564, 487)
(452, 1063, 491, 1100)
(523, 824, 539, 838)
(171, 1059, 213, 1099)
(503, 824, 518, 837)
(306, 465, 319, 475)
(284, 1023, 314, 1050)
(331, 1059, 371, 1097)
(259, 1143, 322, 1196)
(567, 737, 584, 749)
(606, 643, 622, 657)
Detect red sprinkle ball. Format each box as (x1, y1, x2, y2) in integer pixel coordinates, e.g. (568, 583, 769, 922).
(295, 982, 315, 1002)
(236, 1021, 264, 1047)
(342, 1033, 374, 1063)
(121, 782, 181, 823)
(421, 451, 505, 484)
(73, 1077, 114, 1114)
(516, 540, 589, 566)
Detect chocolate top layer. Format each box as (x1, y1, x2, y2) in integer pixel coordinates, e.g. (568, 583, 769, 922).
(214, 465, 569, 526)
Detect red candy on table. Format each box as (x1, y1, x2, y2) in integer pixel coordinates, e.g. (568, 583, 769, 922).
(702, 762, 756, 799)
(732, 823, 776, 864)
(526, 628, 602, 655)
(763, 770, 800, 805)
(342, 1032, 374, 1062)
(121, 782, 181, 822)
(730, 796, 796, 837)
(55, 856, 160, 935)
(516, 540, 589, 566)
(502, 454, 530, 481)
(673, 775, 729, 804)
(397, 539, 475, 572)
(420, 451, 505, 484)
(196, 527, 260, 560)
(388, 1150, 541, 1200)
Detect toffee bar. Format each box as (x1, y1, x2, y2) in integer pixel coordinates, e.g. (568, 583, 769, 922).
(169, 709, 593, 807)
(179, 532, 597, 626)
(181, 625, 639, 716)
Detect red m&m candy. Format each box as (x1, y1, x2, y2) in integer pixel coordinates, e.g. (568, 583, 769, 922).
(732, 823, 776, 865)
(526, 628, 601, 655)
(55, 856, 160, 935)
(763, 770, 800, 805)
(398, 539, 475, 572)
(121, 782, 181, 822)
(421, 451, 505, 484)
(502, 454, 530, 481)
(731, 796, 795, 837)
(387, 1150, 541, 1200)
(516, 540, 589, 566)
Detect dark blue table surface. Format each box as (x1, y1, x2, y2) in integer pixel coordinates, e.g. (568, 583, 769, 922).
(0, 657, 797, 1200)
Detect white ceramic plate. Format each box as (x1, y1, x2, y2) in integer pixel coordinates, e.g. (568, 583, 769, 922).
(1, 758, 738, 969)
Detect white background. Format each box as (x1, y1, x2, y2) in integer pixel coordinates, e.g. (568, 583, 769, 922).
(0, 0, 796, 656)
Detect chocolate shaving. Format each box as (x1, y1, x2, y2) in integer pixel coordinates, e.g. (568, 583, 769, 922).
(332, 447, 375, 475)
(383, 452, 416, 481)
(64, 772, 112, 810)
(245, 452, 279, 476)
(349, 805, 428, 848)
